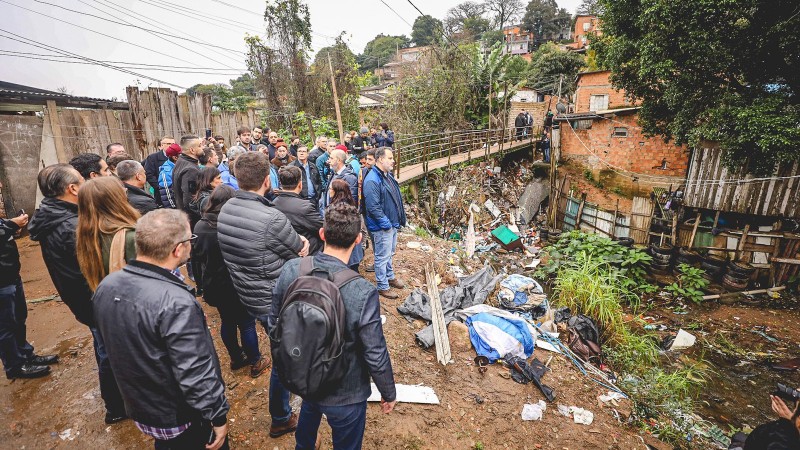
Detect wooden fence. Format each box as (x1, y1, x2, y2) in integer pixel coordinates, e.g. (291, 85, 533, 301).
(550, 175, 654, 244)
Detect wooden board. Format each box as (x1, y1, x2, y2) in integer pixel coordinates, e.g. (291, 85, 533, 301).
(630, 196, 654, 244)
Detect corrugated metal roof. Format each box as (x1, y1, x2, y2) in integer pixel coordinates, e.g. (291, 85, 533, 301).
(0, 81, 127, 108)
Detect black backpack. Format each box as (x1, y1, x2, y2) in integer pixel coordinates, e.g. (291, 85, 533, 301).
(270, 257, 360, 400)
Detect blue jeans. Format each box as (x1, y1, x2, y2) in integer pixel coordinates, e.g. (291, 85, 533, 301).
(295, 401, 367, 450)
(0, 277, 34, 376)
(373, 227, 397, 290)
(543, 144, 551, 163)
(90, 327, 127, 416)
(257, 316, 292, 425)
(219, 315, 260, 363)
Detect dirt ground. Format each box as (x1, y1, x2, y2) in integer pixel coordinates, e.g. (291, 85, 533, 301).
(4, 232, 796, 449)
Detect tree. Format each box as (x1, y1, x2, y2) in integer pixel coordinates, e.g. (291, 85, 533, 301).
(594, 0, 800, 176)
(186, 83, 255, 112)
(521, 0, 571, 43)
(444, 1, 486, 35)
(527, 42, 585, 98)
(484, 0, 524, 31)
(411, 15, 442, 46)
(357, 34, 411, 72)
(310, 37, 360, 131)
(576, 0, 601, 15)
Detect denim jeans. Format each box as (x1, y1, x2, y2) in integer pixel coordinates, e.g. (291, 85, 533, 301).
(90, 327, 127, 416)
(256, 316, 292, 425)
(0, 277, 34, 376)
(219, 315, 260, 363)
(373, 227, 397, 291)
(295, 401, 367, 450)
(543, 144, 551, 163)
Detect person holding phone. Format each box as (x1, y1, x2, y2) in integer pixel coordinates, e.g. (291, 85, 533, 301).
(740, 388, 800, 449)
(1, 210, 59, 379)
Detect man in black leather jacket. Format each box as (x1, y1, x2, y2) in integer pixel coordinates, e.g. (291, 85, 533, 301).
(93, 209, 229, 450)
(28, 163, 127, 424)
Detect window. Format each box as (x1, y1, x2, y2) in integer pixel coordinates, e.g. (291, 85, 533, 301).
(613, 127, 628, 137)
(583, 22, 591, 32)
(589, 94, 609, 111)
(571, 119, 593, 130)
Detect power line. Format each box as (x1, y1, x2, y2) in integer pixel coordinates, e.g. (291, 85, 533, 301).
(378, 0, 413, 27)
(0, 52, 245, 76)
(0, 29, 187, 89)
(208, 0, 336, 42)
(0, 50, 244, 72)
(145, 0, 263, 33)
(0, 0, 205, 69)
(84, 0, 245, 68)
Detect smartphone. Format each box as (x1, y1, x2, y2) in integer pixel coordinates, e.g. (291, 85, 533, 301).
(17, 209, 25, 216)
(205, 128, 212, 139)
(207, 428, 215, 445)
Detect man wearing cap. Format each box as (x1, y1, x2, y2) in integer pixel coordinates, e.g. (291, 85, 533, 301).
(352, 127, 370, 154)
(143, 136, 175, 207)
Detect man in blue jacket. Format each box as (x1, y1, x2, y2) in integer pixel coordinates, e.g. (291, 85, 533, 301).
(363, 147, 406, 299)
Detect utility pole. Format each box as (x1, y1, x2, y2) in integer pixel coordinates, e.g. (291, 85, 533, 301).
(487, 69, 493, 157)
(328, 52, 345, 143)
(557, 74, 563, 105)
(549, 74, 564, 228)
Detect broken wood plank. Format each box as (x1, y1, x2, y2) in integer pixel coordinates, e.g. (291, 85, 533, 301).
(426, 263, 451, 366)
(735, 224, 750, 262)
(368, 383, 439, 404)
(702, 286, 785, 301)
(688, 212, 701, 249)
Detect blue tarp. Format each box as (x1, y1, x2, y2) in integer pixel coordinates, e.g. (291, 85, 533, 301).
(465, 312, 535, 363)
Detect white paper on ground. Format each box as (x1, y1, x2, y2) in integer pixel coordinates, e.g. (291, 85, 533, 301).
(569, 406, 594, 425)
(521, 400, 547, 421)
(368, 384, 440, 404)
(669, 329, 696, 351)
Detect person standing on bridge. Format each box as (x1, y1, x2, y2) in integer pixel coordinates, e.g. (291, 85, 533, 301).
(363, 147, 406, 299)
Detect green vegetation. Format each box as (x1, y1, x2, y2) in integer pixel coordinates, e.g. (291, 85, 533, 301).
(665, 264, 709, 304)
(545, 231, 707, 445)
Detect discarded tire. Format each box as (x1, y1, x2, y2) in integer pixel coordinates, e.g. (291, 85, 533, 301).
(539, 227, 549, 242)
(615, 237, 634, 248)
(676, 248, 701, 265)
(650, 266, 672, 276)
(704, 254, 727, 269)
(727, 261, 755, 277)
(649, 243, 674, 256)
(548, 229, 562, 243)
(722, 273, 749, 291)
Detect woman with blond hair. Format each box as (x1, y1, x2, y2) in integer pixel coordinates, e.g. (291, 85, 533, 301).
(76, 176, 141, 292)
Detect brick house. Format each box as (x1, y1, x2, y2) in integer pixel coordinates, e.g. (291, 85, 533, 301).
(374, 46, 433, 81)
(555, 71, 690, 195)
(502, 25, 535, 60)
(566, 15, 601, 51)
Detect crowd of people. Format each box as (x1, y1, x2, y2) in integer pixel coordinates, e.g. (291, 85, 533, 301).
(0, 123, 405, 449)
(2, 121, 797, 449)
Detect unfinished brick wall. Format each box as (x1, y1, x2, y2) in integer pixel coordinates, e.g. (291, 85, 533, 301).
(574, 71, 637, 113)
(559, 113, 689, 193)
(505, 100, 557, 132)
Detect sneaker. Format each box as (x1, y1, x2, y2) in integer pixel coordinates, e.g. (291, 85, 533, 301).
(389, 278, 406, 289)
(104, 412, 128, 424)
(365, 264, 375, 273)
(378, 289, 399, 299)
(28, 354, 59, 365)
(250, 357, 270, 378)
(269, 413, 298, 438)
(6, 363, 50, 380)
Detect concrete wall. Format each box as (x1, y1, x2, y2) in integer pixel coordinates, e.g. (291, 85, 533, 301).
(0, 115, 44, 219)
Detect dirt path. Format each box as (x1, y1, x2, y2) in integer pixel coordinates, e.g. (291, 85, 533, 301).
(3, 236, 671, 449)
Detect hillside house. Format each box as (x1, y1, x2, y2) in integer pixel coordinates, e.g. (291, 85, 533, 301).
(555, 71, 690, 194)
(374, 46, 433, 81)
(566, 15, 601, 51)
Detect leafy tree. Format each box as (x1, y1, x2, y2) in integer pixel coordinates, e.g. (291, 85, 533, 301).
(576, 0, 601, 15)
(263, 0, 313, 113)
(467, 43, 528, 127)
(481, 29, 506, 47)
(186, 83, 255, 112)
(483, 0, 524, 30)
(311, 37, 360, 132)
(521, 0, 571, 43)
(527, 42, 585, 98)
(594, 0, 800, 175)
(357, 34, 411, 72)
(444, 1, 486, 36)
(411, 15, 442, 46)
(229, 73, 257, 97)
(356, 71, 380, 88)
(463, 16, 492, 40)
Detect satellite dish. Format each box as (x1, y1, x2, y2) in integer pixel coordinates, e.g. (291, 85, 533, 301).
(556, 102, 567, 114)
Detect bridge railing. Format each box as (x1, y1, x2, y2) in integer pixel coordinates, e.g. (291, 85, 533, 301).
(392, 127, 541, 177)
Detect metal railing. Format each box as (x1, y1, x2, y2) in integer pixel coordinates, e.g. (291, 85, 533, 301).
(392, 127, 541, 178)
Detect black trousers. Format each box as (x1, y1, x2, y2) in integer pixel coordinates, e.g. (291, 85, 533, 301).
(153, 420, 229, 450)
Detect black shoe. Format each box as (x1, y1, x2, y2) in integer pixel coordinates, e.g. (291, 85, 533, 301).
(105, 412, 128, 424)
(28, 354, 59, 365)
(230, 352, 249, 370)
(6, 363, 51, 379)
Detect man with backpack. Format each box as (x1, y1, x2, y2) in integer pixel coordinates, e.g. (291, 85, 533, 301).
(270, 202, 396, 450)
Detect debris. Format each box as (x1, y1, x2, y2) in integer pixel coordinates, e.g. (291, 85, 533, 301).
(474, 355, 490, 374)
(465, 313, 535, 363)
(497, 274, 545, 312)
(599, 391, 626, 403)
(506, 356, 556, 402)
(484, 199, 501, 218)
(771, 357, 800, 371)
(465, 211, 476, 258)
(490, 225, 524, 252)
(667, 329, 697, 351)
(59, 428, 78, 441)
(426, 263, 452, 366)
(380, 315, 386, 325)
(521, 401, 547, 421)
(569, 407, 594, 425)
(368, 384, 439, 404)
(524, 259, 541, 269)
(406, 241, 422, 249)
(557, 404, 571, 417)
(517, 179, 550, 225)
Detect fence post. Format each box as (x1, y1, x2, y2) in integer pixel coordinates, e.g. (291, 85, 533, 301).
(575, 192, 587, 231)
(447, 131, 454, 167)
(45, 101, 67, 163)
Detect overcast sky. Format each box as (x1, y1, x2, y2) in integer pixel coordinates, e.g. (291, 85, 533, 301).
(0, 0, 580, 100)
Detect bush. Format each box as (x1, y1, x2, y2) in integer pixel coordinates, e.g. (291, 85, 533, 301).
(665, 263, 709, 304)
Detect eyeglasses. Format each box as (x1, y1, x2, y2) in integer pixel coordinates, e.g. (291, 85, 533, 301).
(175, 234, 197, 248)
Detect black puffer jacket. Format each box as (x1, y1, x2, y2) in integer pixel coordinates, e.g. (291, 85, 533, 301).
(217, 191, 303, 317)
(172, 154, 200, 220)
(124, 183, 159, 215)
(93, 261, 229, 428)
(28, 198, 94, 326)
(0, 218, 21, 286)
(272, 192, 323, 255)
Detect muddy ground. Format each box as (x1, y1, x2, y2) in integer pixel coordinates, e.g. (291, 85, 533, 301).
(2, 233, 797, 449)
